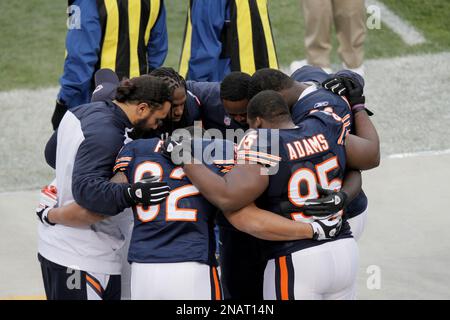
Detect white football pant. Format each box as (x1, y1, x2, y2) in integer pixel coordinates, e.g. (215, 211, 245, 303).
(131, 261, 221, 300)
(263, 238, 359, 300)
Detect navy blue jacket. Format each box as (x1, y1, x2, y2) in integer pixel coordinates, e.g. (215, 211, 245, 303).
(56, 101, 133, 216)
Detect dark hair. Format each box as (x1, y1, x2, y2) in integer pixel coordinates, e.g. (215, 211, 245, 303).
(247, 90, 291, 123)
(173, 125, 207, 139)
(248, 68, 294, 100)
(149, 67, 186, 95)
(115, 75, 172, 108)
(220, 71, 251, 101)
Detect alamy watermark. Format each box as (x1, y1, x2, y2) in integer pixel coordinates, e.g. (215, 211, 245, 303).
(168, 124, 281, 175)
(366, 265, 381, 290)
(367, 5, 382, 30)
(67, 5, 81, 30)
(66, 265, 81, 290)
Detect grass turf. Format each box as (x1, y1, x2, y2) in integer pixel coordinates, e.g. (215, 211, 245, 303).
(0, 0, 448, 90)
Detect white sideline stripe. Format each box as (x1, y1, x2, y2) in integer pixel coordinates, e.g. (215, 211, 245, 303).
(0, 86, 58, 97)
(366, 0, 426, 46)
(386, 149, 450, 159)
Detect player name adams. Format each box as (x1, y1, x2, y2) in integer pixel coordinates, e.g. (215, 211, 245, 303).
(286, 133, 330, 161)
(176, 304, 274, 317)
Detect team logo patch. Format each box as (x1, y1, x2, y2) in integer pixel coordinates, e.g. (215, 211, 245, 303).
(314, 101, 329, 109)
(135, 189, 142, 199)
(224, 116, 231, 126)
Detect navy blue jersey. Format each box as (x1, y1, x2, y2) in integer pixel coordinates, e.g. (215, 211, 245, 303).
(186, 81, 248, 138)
(292, 86, 353, 129)
(291, 67, 368, 218)
(237, 111, 353, 259)
(290, 65, 365, 130)
(292, 90, 368, 218)
(115, 138, 235, 265)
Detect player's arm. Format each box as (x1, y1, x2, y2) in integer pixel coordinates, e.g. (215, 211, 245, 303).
(342, 170, 362, 203)
(183, 163, 269, 213)
(345, 110, 380, 170)
(57, 0, 101, 110)
(323, 74, 380, 170)
(186, 81, 220, 108)
(226, 203, 341, 241)
(46, 172, 129, 228)
(71, 127, 133, 216)
(225, 203, 312, 241)
(47, 202, 105, 228)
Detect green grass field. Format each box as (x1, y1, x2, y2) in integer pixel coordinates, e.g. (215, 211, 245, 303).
(0, 0, 449, 90)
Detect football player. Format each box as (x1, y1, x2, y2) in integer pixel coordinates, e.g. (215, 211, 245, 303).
(203, 68, 378, 299)
(248, 67, 379, 240)
(179, 90, 379, 299)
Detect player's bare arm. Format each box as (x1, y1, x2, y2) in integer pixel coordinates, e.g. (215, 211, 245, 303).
(323, 74, 380, 170)
(341, 170, 362, 202)
(183, 163, 269, 213)
(345, 110, 380, 170)
(47, 202, 105, 228)
(47, 172, 129, 227)
(225, 202, 314, 241)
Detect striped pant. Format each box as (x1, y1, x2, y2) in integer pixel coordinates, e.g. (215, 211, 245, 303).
(263, 238, 359, 300)
(38, 254, 121, 300)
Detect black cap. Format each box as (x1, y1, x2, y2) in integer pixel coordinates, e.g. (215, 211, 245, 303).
(91, 68, 120, 102)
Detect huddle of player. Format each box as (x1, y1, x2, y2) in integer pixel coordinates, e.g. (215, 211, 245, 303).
(37, 65, 379, 300)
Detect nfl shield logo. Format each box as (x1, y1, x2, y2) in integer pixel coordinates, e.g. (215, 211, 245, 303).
(224, 116, 231, 126)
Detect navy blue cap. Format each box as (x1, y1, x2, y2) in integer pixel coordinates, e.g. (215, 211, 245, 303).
(91, 68, 120, 102)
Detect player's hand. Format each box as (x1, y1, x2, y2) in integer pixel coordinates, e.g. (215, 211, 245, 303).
(303, 185, 348, 218)
(310, 214, 343, 241)
(51, 100, 68, 130)
(161, 135, 183, 159)
(322, 76, 365, 107)
(125, 176, 171, 206)
(36, 185, 57, 226)
(160, 135, 192, 166)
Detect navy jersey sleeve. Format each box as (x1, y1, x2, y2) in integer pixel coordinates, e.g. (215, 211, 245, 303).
(236, 129, 282, 167)
(72, 126, 131, 216)
(187, 81, 236, 132)
(213, 140, 236, 175)
(113, 142, 136, 180)
(291, 65, 364, 89)
(306, 110, 350, 146)
(334, 70, 365, 89)
(185, 91, 202, 122)
(186, 81, 221, 109)
(197, 139, 236, 174)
